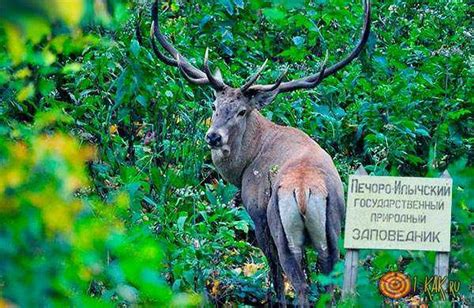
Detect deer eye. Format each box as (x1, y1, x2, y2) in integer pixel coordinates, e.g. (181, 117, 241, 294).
(237, 109, 247, 117)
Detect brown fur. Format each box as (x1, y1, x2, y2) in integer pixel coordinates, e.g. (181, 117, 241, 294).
(278, 162, 328, 216)
(208, 103, 345, 306)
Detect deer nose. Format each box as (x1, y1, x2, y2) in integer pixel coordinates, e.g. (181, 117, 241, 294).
(205, 132, 222, 147)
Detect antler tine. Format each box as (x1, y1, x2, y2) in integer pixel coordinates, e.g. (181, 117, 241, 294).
(246, 65, 288, 93)
(240, 59, 269, 92)
(177, 55, 209, 85)
(203, 48, 226, 90)
(302, 50, 329, 88)
(267, 66, 289, 91)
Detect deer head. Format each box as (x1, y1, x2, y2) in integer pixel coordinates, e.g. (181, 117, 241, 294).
(149, 0, 371, 158)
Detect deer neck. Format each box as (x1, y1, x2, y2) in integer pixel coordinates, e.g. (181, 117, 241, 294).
(211, 109, 274, 187)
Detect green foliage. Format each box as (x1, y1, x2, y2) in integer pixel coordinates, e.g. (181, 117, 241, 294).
(0, 127, 189, 306)
(0, 0, 472, 306)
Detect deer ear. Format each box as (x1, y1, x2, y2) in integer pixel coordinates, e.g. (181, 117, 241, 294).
(211, 69, 225, 96)
(248, 90, 278, 110)
(214, 68, 223, 84)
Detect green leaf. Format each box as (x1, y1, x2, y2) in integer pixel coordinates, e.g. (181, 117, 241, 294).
(62, 62, 82, 74)
(0, 71, 11, 86)
(234, 220, 249, 233)
(219, 0, 234, 15)
(279, 46, 309, 61)
(4, 23, 26, 65)
(177, 216, 187, 232)
(39, 79, 55, 96)
(292, 36, 305, 47)
(282, 0, 305, 9)
(233, 0, 244, 9)
(130, 39, 140, 57)
(262, 8, 286, 22)
(16, 83, 35, 102)
(199, 15, 213, 30)
(448, 109, 471, 120)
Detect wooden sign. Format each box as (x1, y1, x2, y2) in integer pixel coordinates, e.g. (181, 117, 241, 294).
(344, 174, 452, 252)
(342, 166, 453, 298)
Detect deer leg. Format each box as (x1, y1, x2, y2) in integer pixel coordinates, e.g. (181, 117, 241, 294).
(230, 190, 258, 246)
(267, 191, 309, 307)
(248, 206, 286, 307)
(326, 188, 343, 272)
(267, 245, 286, 307)
(304, 194, 331, 274)
(306, 193, 341, 304)
(278, 193, 305, 266)
(304, 193, 336, 306)
(256, 225, 286, 306)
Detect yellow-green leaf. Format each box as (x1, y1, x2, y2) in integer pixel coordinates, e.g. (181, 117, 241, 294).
(62, 62, 82, 74)
(3, 22, 26, 65)
(51, 0, 85, 26)
(14, 68, 32, 79)
(24, 17, 51, 44)
(16, 83, 35, 102)
(42, 50, 57, 66)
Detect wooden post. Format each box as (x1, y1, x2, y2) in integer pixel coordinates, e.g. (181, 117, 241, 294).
(342, 249, 359, 298)
(342, 165, 368, 298)
(434, 170, 451, 288)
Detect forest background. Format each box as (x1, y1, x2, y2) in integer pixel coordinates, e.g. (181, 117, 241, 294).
(0, 0, 472, 306)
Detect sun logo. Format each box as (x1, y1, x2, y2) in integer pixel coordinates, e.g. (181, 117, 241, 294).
(379, 271, 412, 299)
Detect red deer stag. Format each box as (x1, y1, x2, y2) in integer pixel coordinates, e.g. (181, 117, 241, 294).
(148, 0, 370, 305)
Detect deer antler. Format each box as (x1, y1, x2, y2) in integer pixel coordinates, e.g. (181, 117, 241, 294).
(204, 48, 226, 89)
(244, 0, 371, 94)
(149, 0, 226, 90)
(147, 0, 370, 95)
(240, 59, 268, 92)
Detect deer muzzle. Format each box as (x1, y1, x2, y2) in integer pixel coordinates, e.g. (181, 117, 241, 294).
(205, 131, 223, 148)
(205, 129, 231, 157)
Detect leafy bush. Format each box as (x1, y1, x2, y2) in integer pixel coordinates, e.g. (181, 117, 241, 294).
(0, 127, 191, 306)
